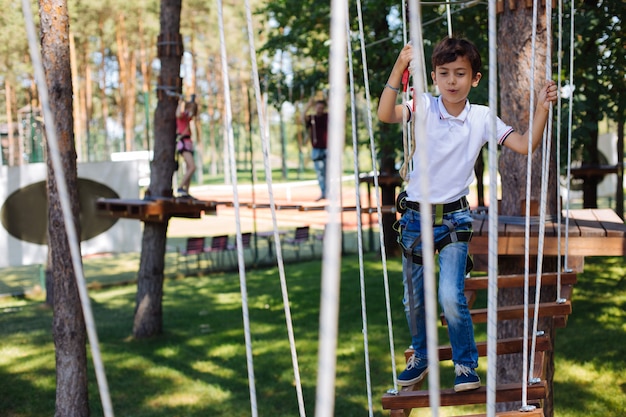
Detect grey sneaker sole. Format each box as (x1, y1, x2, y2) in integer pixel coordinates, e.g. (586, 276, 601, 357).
(454, 380, 481, 392)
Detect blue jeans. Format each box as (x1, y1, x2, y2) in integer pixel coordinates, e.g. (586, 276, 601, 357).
(397, 206, 478, 369)
(311, 148, 326, 197)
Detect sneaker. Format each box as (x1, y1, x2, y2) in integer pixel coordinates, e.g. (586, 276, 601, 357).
(397, 355, 429, 387)
(177, 188, 193, 199)
(454, 364, 481, 392)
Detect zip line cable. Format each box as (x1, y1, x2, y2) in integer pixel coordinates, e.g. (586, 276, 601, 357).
(21, 1, 114, 415)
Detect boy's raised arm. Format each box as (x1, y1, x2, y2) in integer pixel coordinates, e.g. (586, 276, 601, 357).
(378, 44, 414, 124)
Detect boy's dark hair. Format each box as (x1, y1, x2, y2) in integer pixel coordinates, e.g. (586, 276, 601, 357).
(431, 36, 482, 76)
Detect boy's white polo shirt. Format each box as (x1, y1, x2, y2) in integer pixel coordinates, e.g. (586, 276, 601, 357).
(405, 93, 514, 204)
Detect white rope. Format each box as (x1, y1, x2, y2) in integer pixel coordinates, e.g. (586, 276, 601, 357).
(563, 0, 576, 274)
(555, 0, 564, 300)
(345, 4, 373, 415)
(521, 0, 539, 410)
(242, 1, 308, 415)
(408, 1, 441, 414)
(217, 2, 261, 416)
(486, 2, 499, 416)
(356, 0, 399, 392)
(445, 0, 453, 37)
(21, 1, 114, 416)
(314, 0, 347, 415)
(529, 0, 554, 388)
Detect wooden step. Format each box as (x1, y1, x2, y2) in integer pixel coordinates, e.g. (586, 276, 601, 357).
(387, 354, 547, 410)
(442, 295, 572, 327)
(453, 409, 544, 417)
(404, 334, 552, 362)
(382, 381, 547, 409)
(464, 272, 577, 290)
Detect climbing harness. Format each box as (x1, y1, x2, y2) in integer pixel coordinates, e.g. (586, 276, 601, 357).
(395, 193, 474, 335)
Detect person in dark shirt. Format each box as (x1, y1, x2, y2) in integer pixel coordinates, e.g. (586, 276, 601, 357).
(304, 99, 329, 201)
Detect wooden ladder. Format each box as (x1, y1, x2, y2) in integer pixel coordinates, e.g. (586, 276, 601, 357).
(382, 272, 577, 417)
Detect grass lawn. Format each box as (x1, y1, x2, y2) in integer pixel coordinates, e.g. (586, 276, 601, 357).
(0, 254, 625, 416)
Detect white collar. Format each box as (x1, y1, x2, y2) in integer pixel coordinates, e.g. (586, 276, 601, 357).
(437, 96, 470, 122)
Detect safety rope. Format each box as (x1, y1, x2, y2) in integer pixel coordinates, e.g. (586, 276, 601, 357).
(528, 0, 555, 392)
(314, 1, 347, 416)
(217, 2, 262, 416)
(351, 0, 381, 413)
(520, 0, 539, 409)
(243, 1, 308, 416)
(407, 2, 442, 415)
(486, 2, 499, 416)
(555, 0, 565, 301)
(21, 1, 114, 415)
(564, 0, 576, 276)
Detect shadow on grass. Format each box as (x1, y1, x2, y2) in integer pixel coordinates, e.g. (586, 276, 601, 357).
(1, 255, 625, 416)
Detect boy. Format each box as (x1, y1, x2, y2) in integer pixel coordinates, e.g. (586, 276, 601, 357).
(377, 37, 557, 391)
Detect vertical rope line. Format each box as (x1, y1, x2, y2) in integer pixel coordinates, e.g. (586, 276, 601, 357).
(555, 0, 564, 300)
(356, 0, 399, 391)
(217, 3, 260, 416)
(445, 0, 453, 37)
(243, 1, 307, 415)
(21, 2, 114, 416)
(529, 0, 554, 386)
(408, 1, 440, 414)
(486, 1, 499, 416)
(314, 0, 347, 415)
(347, 4, 374, 414)
(521, 0, 540, 409)
(564, 0, 576, 272)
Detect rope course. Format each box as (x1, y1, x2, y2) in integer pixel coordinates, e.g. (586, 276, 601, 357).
(19, 0, 586, 415)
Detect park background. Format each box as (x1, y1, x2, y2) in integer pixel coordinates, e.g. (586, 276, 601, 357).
(1, 0, 625, 416)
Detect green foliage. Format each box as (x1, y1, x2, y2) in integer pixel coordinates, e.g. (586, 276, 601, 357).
(558, 0, 624, 167)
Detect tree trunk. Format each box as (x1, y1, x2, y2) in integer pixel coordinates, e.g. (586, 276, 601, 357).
(115, 13, 138, 152)
(39, 0, 89, 415)
(98, 18, 111, 156)
(497, 3, 557, 416)
(133, 0, 183, 339)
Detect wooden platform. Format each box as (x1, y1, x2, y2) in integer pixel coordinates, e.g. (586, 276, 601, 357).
(96, 197, 218, 222)
(470, 209, 626, 256)
(382, 381, 547, 410)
